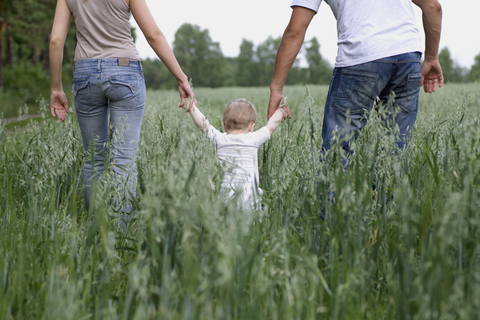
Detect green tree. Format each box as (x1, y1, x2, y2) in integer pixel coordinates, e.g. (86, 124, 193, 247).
(223, 57, 237, 87)
(173, 23, 225, 88)
(284, 67, 308, 85)
(304, 37, 332, 85)
(438, 47, 467, 83)
(142, 57, 177, 90)
(0, 0, 72, 85)
(468, 52, 480, 82)
(255, 36, 282, 86)
(438, 47, 453, 83)
(8, 0, 57, 67)
(0, 0, 14, 86)
(236, 39, 257, 86)
(0, 0, 77, 113)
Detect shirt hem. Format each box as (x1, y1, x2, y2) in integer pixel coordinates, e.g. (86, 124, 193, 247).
(334, 47, 423, 68)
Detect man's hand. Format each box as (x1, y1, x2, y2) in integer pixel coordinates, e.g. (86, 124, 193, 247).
(420, 59, 444, 93)
(50, 90, 69, 122)
(268, 90, 291, 120)
(413, 0, 443, 93)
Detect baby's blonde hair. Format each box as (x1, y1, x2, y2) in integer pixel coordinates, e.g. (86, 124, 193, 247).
(223, 98, 257, 132)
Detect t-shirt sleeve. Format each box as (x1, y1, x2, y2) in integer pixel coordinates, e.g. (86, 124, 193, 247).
(252, 126, 271, 147)
(290, 0, 321, 13)
(206, 125, 222, 147)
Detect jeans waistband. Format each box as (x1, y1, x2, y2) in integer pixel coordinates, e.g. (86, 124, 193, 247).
(374, 52, 422, 64)
(74, 59, 143, 73)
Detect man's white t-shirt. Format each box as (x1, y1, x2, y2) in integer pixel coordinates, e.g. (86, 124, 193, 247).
(291, 0, 423, 67)
(206, 125, 271, 209)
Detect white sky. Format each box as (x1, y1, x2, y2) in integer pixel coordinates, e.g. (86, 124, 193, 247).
(131, 0, 479, 68)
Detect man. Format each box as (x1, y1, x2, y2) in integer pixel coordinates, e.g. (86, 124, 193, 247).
(268, 0, 443, 156)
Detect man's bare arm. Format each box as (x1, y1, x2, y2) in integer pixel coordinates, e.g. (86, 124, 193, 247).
(268, 6, 315, 119)
(413, 0, 444, 93)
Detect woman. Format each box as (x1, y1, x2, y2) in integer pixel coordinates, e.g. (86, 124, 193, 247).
(49, 0, 196, 221)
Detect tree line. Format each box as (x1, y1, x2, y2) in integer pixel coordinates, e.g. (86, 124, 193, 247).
(0, 0, 77, 111)
(0, 0, 479, 110)
(141, 23, 332, 90)
(438, 47, 480, 83)
(0, 0, 57, 84)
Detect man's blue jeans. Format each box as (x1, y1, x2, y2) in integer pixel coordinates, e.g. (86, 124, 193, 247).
(73, 59, 146, 214)
(321, 52, 422, 155)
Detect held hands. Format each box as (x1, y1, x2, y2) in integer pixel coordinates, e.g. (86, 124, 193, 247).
(268, 90, 291, 120)
(420, 58, 444, 93)
(50, 90, 69, 122)
(177, 78, 196, 112)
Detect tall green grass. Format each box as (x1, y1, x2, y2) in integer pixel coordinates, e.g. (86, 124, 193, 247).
(1, 84, 480, 319)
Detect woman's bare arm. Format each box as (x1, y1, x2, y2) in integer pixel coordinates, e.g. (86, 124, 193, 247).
(130, 0, 196, 111)
(49, 0, 72, 121)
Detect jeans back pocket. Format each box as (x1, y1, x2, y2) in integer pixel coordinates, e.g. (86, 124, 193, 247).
(334, 69, 379, 117)
(108, 75, 139, 102)
(73, 76, 92, 110)
(397, 72, 422, 115)
(73, 77, 90, 96)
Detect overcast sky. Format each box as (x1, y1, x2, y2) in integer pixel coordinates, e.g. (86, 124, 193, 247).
(131, 0, 479, 68)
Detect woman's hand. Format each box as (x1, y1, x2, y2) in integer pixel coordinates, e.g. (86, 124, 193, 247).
(177, 79, 196, 112)
(50, 90, 70, 122)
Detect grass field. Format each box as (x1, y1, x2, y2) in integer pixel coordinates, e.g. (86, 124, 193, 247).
(1, 83, 480, 319)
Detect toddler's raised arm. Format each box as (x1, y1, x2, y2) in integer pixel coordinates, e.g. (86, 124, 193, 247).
(188, 104, 211, 133)
(266, 108, 287, 135)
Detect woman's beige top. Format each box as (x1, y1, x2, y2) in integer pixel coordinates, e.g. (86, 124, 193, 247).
(67, 0, 139, 61)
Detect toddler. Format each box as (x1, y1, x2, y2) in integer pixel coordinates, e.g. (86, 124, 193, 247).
(187, 98, 285, 209)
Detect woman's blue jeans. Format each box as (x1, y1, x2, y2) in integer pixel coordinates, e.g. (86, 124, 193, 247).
(73, 59, 146, 216)
(321, 52, 422, 155)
